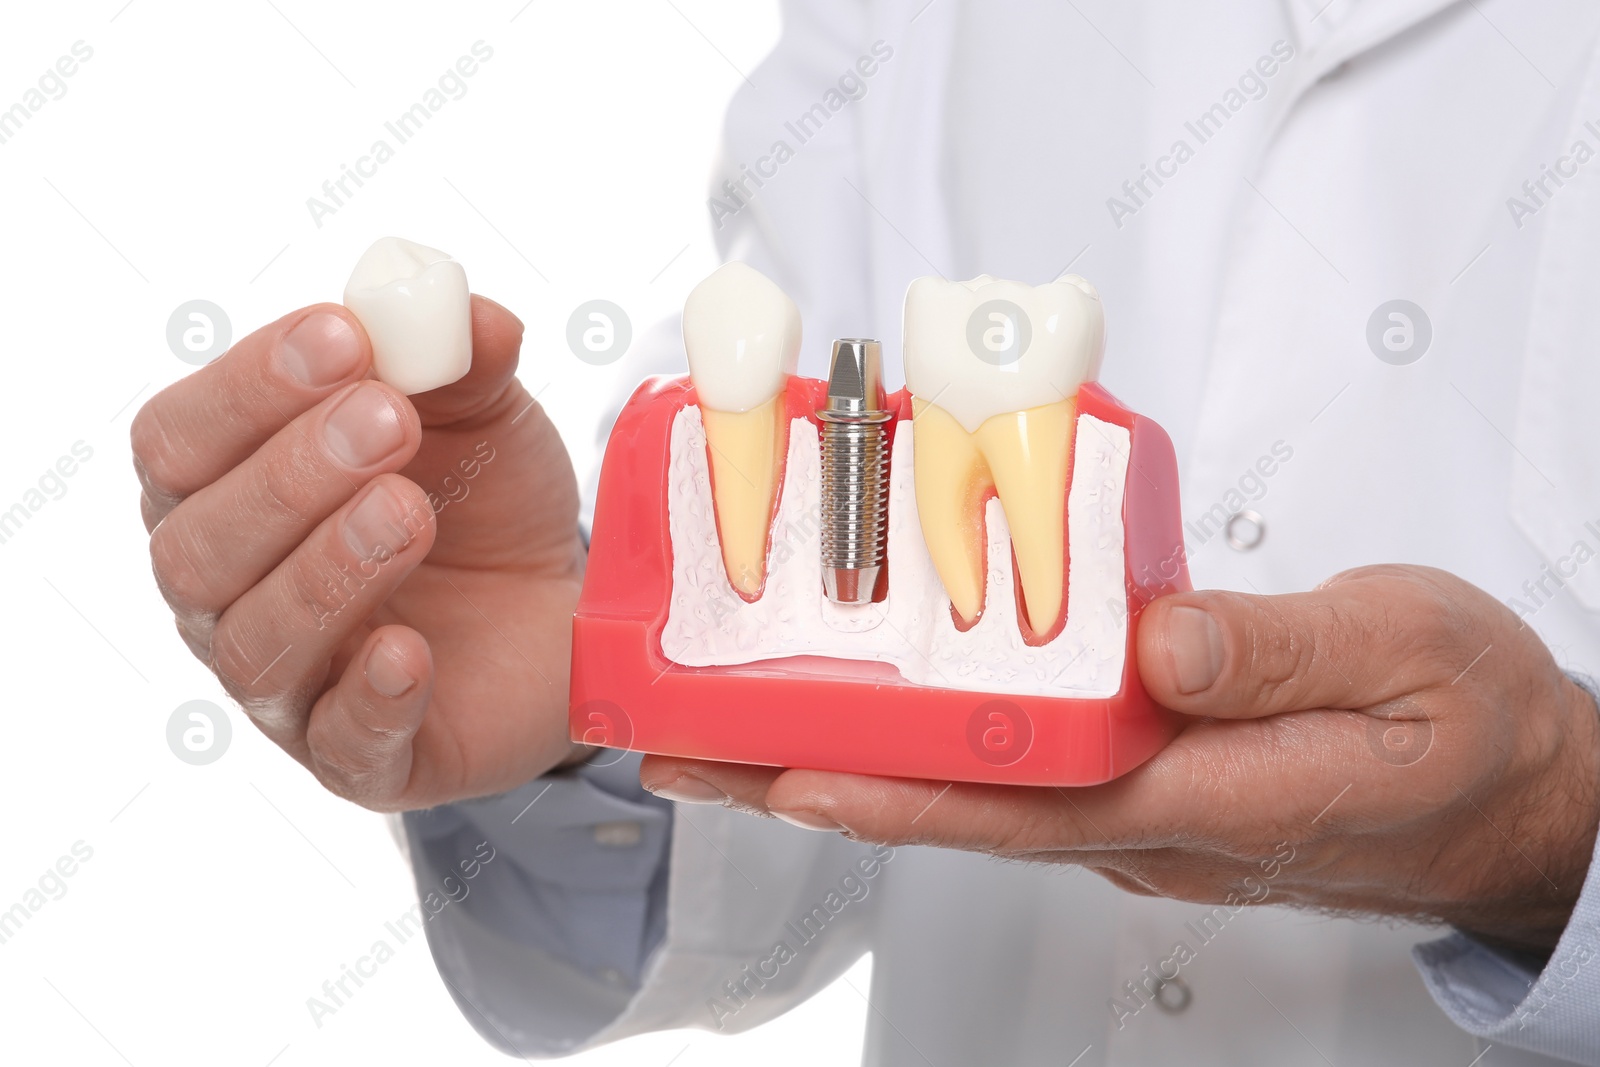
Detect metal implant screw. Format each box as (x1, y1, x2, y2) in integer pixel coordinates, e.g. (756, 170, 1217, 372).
(817, 338, 893, 605)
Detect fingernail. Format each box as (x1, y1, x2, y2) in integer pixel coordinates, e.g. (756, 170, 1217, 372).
(281, 312, 364, 387)
(365, 641, 416, 698)
(773, 809, 845, 833)
(325, 385, 406, 468)
(344, 484, 417, 561)
(1168, 605, 1224, 694)
(646, 775, 725, 804)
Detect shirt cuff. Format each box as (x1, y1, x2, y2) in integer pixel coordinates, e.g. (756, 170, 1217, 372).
(1412, 828, 1600, 1063)
(406, 751, 672, 984)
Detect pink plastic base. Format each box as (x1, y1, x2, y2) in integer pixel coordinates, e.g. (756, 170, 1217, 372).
(570, 376, 1192, 786)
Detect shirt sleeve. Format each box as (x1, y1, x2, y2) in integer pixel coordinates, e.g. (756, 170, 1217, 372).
(398, 751, 674, 1059)
(1412, 773, 1600, 1063)
(396, 753, 884, 1059)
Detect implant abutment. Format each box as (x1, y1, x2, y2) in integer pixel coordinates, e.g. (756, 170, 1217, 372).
(817, 338, 893, 605)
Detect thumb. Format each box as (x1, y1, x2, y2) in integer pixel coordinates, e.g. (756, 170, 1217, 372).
(1136, 567, 1470, 719)
(406, 294, 525, 426)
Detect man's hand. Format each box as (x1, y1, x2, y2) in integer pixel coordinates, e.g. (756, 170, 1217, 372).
(133, 298, 586, 811)
(640, 565, 1600, 952)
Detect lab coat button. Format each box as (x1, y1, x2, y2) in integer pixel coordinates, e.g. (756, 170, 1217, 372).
(1225, 510, 1265, 551)
(593, 820, 644, 847)
(1154, 975, 1192, 1014)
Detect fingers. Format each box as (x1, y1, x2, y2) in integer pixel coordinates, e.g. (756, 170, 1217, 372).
(639, 756, 787, 814)
(304, 625, 433, 808)
(754, 764, 1310, 909)
(641, 753, 1197, 849)
(685, 711, 1364, 852)
(767, 773, 1064, 845)
(132, 294, 523, 532)
(207, 472, 437, 741)
(148, 380, 421, 635)
(1137, 565, 1477, 720)
(132, 305, 370, 528)
(638, 720, 1380, 885)
(756, 767, 1204, 852)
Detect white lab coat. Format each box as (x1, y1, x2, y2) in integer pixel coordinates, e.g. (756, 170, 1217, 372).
(422, 1, 1600, 1063)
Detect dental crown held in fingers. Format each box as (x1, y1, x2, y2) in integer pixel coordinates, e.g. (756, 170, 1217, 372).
(343, 237, 472, 395)
(570, 264, 1192, 787)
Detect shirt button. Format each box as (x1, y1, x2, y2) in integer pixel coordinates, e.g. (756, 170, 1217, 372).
(1154, 975, 1193, 1014)
(593, 820, 643, 847)
(598, 968, 627, 987)
(1225, 509, 1265, 552)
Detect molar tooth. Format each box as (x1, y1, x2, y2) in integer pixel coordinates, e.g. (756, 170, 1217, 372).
(682, 262, 802, 598)
(343, 237, 472, 395)
(903, 275, 1103, 635)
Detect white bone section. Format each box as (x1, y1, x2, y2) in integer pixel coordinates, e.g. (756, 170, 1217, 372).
(660, 407, 1130, 698)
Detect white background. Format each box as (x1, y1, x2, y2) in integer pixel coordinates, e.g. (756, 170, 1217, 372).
(0, 2, 872, 1064)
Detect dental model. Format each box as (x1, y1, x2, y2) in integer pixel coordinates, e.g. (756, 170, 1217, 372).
(570, 266, 1190, 786)
(343, 237, 472, 394)
(682, 262, 801, 598)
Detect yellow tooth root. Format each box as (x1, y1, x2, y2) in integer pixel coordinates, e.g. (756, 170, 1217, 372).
(974, 398, 1075, 634)
(911, 399, 990, 624)
(701, 396, 787, 598)
(912, 396, 1076, 634)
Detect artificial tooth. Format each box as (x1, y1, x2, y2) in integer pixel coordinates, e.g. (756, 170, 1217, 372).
(682, 262, 802, 598)
(903, 275, 1104, 634)
(343, 237, 473, 395)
